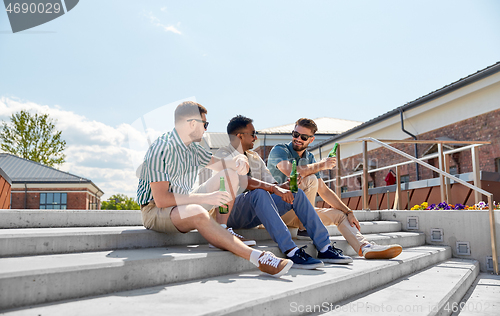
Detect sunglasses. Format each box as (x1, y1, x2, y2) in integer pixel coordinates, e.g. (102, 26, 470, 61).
(239, 131, 258, 138)
(187, 119, 209, 129)
(292, 130, 313, 141)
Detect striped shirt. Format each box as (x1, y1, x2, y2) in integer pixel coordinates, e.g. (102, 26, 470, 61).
(136, 128, 212, 205)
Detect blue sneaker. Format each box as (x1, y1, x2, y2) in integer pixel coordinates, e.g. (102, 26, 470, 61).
(318, 243, 353, 264)
(288, 246, 324, 269)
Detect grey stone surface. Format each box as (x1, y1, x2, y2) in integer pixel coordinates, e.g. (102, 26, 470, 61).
(320, 259, 479, 316)
(1, 246, 451, 315)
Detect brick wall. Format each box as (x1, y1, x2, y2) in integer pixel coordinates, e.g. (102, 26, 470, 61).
(11, 188, 101, 210)
(253, 145, 274, 163)
(335, 108, 500, 191)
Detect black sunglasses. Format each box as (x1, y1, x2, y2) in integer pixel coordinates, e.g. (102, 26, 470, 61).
(292, 130, 313, 141)
(187, 119, 209, 129)
(239, 131, 258, 138)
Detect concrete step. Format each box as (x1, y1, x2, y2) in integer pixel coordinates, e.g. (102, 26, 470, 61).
(0, 226, 273, 258)
(0, 232, 426, 311)
(0, 210, 384, 229)
(0, 210, 143, 228)
(0, 246, 452, 315)
(324, 220, 401, 237)
(318, 258, 479, 315)
(454, 273, 500, 316)
(328, 231, 425, 257)
(0, 221, 403, 258)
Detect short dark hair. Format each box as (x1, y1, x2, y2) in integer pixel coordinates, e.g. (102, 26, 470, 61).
(295, 118, 318, 135)
(174, 101, 207, 123)
(227, 115, 253, 135)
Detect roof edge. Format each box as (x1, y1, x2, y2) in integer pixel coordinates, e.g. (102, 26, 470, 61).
(310, 61, 500, 151)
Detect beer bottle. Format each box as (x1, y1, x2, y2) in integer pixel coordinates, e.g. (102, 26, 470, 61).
(289, 160, 298, 193)
(328, 142, 339, 158)
(218, 177, 229, 214)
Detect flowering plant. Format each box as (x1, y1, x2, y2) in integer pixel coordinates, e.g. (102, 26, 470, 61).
(410, 201, 500, 210)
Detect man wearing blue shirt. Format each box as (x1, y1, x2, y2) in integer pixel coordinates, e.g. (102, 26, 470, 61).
(267, 118, 402, 260)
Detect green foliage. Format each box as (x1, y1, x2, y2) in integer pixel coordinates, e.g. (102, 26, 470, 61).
(101, 194, 140, 210)
(0, 110, 66, 167)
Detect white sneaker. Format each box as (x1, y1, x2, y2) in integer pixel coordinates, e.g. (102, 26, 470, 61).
(209, 227, 257, 248)
(361, 243, 402, 259)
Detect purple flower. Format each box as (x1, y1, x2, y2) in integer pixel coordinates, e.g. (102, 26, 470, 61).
(454, 204, 465, 210)
(429, 204, 436, 210)
(437, 202, 448, 209)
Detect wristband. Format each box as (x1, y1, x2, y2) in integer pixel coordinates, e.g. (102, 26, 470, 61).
(345, 210, 353, 215)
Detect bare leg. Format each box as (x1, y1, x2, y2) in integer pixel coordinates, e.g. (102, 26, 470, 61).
(171, 204, 252, 260)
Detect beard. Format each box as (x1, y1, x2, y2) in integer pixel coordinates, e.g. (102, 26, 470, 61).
(292, 141, 308, 152)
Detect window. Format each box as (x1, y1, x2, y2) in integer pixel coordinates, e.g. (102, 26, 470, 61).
(40, 193, 67, 209)
(449, 165, 458, 175)
(341, 186, 348, 193)
(400, 175, 410, 184)
(368, 181, 374, 189)
(496, 158, 500, 173)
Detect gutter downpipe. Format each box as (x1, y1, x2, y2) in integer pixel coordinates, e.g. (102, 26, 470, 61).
(263, 134, 267, 163)
(399, 108, 420, 180)
(24, 182, 27, 209)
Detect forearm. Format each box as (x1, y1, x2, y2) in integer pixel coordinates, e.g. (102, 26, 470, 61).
(277, 160, 324, 178)
(206, 156, 236, 172)
(153, 192, 207, 208)
(245, 176, 277, 193)
(297, 162, 324, 178)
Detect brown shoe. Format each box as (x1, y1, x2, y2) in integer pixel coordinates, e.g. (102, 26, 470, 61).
(362, 243, 403, 259)
(257, 251, 293, 278)
(209, 227, 257, 248)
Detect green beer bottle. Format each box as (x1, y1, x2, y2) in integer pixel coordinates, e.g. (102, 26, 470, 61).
(289, 160, 298, 193)
(328, 142, 339, 158)
(218, 177, 229, 214)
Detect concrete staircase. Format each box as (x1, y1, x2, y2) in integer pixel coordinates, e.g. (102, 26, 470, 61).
(0, 210, 482, 315)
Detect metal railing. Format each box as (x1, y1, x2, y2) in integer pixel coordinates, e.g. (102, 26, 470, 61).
(326, 137, 498, 275)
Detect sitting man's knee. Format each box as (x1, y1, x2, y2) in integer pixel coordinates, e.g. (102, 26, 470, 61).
(178, 204, 210, 223)
(302, 174, 318, 188)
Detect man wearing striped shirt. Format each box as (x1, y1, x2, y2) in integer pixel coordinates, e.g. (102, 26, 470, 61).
(136, 101, 292, 278)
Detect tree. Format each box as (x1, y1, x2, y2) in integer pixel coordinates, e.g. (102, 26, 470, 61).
(101, 194, 140, 210)
(0, 110, 66, 167)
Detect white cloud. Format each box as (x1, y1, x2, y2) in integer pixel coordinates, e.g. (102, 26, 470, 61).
(0, 96, 145, 201)
(145, 11, 182, 35)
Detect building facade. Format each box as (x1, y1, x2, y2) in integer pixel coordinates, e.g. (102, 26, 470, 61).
(0, 153, 103, 210)
(309, 62, 500, 204)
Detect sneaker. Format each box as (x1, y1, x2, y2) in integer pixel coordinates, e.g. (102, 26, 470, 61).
(257, 251, 293, 278)
(296, 229, 312, 240)
(318, 243, 353, 264)
(361, 243, 403, 259)
(288, 246, 324, 269)
(209, 227, 256, 248)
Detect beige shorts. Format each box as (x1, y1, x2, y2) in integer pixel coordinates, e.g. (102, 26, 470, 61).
(141, 182, 214, 234)
(141, 201, 179, 234)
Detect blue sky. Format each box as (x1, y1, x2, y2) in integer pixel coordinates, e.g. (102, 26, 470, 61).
(0, 0, 499, 200)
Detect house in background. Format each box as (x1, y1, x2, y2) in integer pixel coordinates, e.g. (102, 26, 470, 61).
(309, 61, 500, 208)
(0, 153, 104, 210)
(0, 167, 12, 209)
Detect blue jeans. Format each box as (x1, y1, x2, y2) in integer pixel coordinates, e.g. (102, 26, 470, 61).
(227, 188, 331, 253)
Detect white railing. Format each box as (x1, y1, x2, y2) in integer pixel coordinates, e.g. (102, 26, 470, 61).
(327, 138, 498, 275)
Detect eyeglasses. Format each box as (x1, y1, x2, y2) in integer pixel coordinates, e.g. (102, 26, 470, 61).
(239, 131, 258, 138)
(292, 130, 313, 141)
(187, 119, 209, 129)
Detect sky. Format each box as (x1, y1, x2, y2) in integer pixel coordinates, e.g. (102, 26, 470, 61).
(0, 0, 499, 201)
